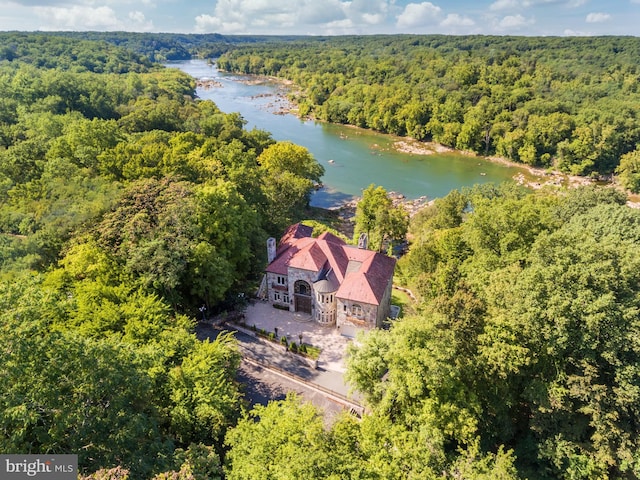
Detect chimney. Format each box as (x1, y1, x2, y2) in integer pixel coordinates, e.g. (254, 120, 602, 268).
(358, 233, 368, 250)
(267, 237, 276, 263)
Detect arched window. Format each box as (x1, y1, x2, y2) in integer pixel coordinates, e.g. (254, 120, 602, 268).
(295, 280, 310, 296)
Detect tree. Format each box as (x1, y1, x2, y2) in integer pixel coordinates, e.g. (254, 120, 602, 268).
(616, 148, 640, 193)
(479, 203, 640, 478)
(168, 332, 242, 445)
(224, 394, 330, 480)
(347, 316, 481, 448)
(258, 141, 325, 231)
(344, 329, 390, 405)
(257, 141, 323, 183)
(446, 441, 520, 480)
(354, 184, 409, 252)
(190, 180, 263, 307)
(0, 277, 173, 478)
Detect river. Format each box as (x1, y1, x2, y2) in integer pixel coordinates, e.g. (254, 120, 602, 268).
(170, 59, 526, 208)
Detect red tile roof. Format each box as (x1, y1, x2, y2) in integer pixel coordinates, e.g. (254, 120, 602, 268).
(266, 224, 395, 306)
(276, 223, 314, 256)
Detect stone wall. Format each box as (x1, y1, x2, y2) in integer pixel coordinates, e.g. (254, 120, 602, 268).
(335, 298, 378, 331)
(375, 278, 394, 327)
(287, 267, 317, 313)
(266, 272, 290, 309)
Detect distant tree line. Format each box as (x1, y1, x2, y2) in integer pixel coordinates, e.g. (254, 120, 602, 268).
(37, 31, 306, 62)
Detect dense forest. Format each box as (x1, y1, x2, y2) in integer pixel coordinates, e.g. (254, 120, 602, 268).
(2, 32, 640, 479)
(217, 35, 640, 186)
(350, 183, 640, 479)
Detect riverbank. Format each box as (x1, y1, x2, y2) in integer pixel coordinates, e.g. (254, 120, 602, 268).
(378, 136, 595, 192)
(239, 72, 603, 194)
(196, 78, 222, 89)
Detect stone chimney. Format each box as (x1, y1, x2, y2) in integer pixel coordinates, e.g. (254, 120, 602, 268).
(267, 237, 276, 263)
(358, 232, 368, 250)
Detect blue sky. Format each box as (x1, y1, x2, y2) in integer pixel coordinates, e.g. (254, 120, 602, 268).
(0, 0, 638, 36)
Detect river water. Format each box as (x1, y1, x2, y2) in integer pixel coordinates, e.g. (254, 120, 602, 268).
(171, 59, 525, 208)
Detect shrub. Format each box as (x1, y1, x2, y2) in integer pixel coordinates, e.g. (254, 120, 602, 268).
(289, 342, 298, 353)
(280, 336, 288, 346)
(302, 344, 321, 360)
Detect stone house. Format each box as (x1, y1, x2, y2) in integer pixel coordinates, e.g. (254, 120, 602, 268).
(264, 223, 396, 337)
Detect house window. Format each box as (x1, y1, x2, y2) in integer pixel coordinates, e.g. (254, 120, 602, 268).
(318, 312, 334, 324)
(343, 304, 347, 312)
(276, 275, 286, 285)
(295, 280, 310, 296)
(352, 304, 363, 318)
(283, 294, 289, 304)
(274, 292, 281, 302)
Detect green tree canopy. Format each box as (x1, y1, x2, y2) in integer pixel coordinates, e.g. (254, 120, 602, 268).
(354, 184, 409, 252)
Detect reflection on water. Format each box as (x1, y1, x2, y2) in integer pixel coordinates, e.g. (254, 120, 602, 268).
(170, 59, 525, 208)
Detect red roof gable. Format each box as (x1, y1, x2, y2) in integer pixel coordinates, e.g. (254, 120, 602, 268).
(289, 242, 327, 271)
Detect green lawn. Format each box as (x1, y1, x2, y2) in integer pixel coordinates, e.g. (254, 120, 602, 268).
(391, 289, 413, 319)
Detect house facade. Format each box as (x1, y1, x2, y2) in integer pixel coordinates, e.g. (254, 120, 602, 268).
(265, 224, 396, 337)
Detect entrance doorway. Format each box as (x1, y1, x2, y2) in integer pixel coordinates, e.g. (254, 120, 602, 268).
(294, 280, 312, 314)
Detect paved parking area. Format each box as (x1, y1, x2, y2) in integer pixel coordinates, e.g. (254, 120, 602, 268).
(243, 301, 351, 372)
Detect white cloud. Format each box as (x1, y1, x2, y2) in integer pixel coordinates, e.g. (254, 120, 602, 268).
(522, 0, 557, 5)
(490, 0, 520, 11)
(362, 13, 385, 24)
(296, 0, 346, 24)
(498, 13, 534, 29)
(33, 5, 120, 30)
(322, 18, 356, 34)
(194, 13, 244, 33)
(396, 2, 442, 28)
(347, 0, 389, 16)
(523, 0, 588, 5)
(563, 28, 590, 35)
(586, 12, 611, 23)
(194, 0, 356, 34)
(128, 10, 154, 30)
(440, 13, 474, 27)
(491, 0, 587, 9)
(8, 0, 76, 5)
(345, 0, 389, 27)
(129, 11, 145, 23)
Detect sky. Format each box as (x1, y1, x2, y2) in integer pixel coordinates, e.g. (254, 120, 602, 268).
(0, 0, 638, 36)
